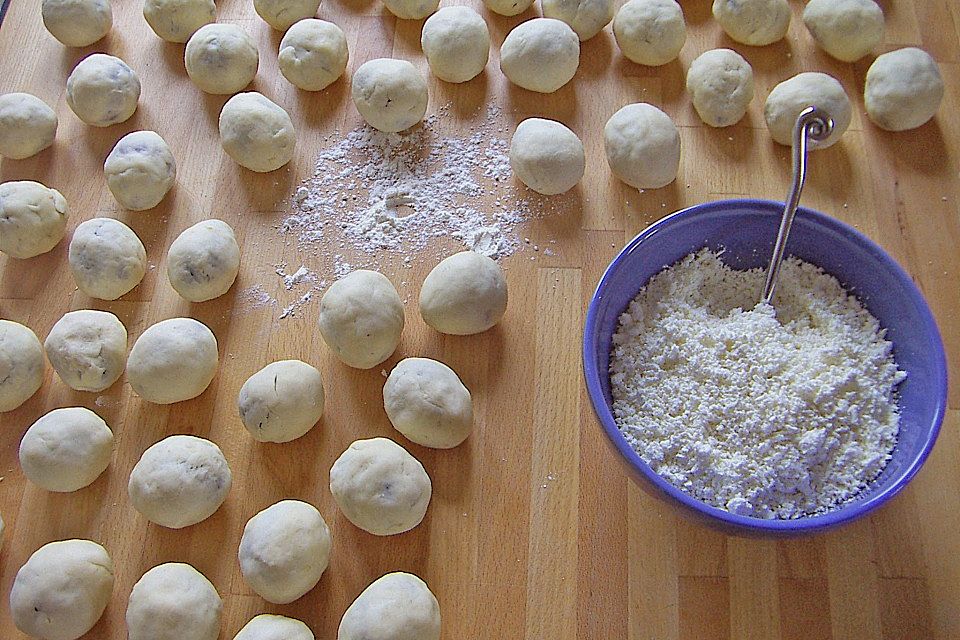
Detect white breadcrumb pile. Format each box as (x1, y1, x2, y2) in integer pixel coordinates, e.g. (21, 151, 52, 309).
(610, 250, 907, 519)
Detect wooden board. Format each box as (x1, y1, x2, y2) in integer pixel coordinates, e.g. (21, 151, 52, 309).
(1, 0, 959, 638)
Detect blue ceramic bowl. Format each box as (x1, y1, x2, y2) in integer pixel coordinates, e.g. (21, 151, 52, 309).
(583, 199, 948, 536)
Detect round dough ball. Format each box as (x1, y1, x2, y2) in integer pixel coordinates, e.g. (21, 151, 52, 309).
(604, 102, 680, 189)
(166, 219, 241, 302)
(865, 47, 944, 132)
(255, 0, 320, 30)
(763, 71, 851, 147)
(68, 217, 146, 300)
(44, 310, 127, 393)
(279, 19, 349, 91)
(237, 360, 324, 443)
(0, 320, 44, 412)
(509, 117, 585, 195)
(318, 270, 404, 369)
(219, 92, 296, 172)
(19, 407, 113, 492)
(419, 251, 507, 335)
(338, 573, 440, 640)
(104, 131, 176, 211)
(42, 0, 112, 47)
(330, 438, 431, 536)
(238, 500, 331, 604)
(384, 357, 473, 449)
(143, 0, 216, 43)
(613, 0, 686, 66)
(0, 93, 57, 160)
(383, 0, 438, 20)
(10, 539, 114, 640)
(500, 18, 580, 93)
(351, 59, 428, 133)
(185, 24, 259, 95)
(66, 54, 140, 127)
(126, 563, 222, 640)
(0, 180, 68, 259)
(235, 615, 315, 640)
(542, 0, 613, 41)
(685, 48, 754, 127)
(126, 318, 219, 404)
(483, 0, 533, 17)
(712, 0, 790, 46)
(802, 0, 883, 62)
(421, 7, 490, 84)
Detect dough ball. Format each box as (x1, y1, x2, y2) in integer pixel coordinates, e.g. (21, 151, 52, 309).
(483, 0, 533, 17)
(166, 219, 241, 302)
(330, 438, 432, 536)
(126, 563, 222, 640)
(384, 357, 473, 449)
(10, 539, 114, 640)
(185, 24, 259, 95)
(143, 0, 216, 43)
(351, 59, 428, 133)
(44, 310, 127, 393)
(235, 615, 315, 640)
(338, 573, 440, 640)
(19, 407, 113, 492)
(219, 92, 296, 172)
(42, 0, 112, 47)
(0, 93, 57, 160)
(421, 7, 490, 84)
(68, 217, 146, 300)
(604, 102, 680, 189)
(279, 19, 349, 91)
(238, 500, 331, 603)
(500, 18, 580, 93)
(803, 0, 883, 63)
(126, 318, 219, 404)
(66, 54, 140, 127)
(685, 48, 754, 127)
(509, 117, 585, 195)
(318, 270, 404, 369)
(613, 0, 686, 66)
(542, 0, 613, 41)
(0, 320, 44, 413)
(128, 435, 231, 528)
(104, 131, 176, 211)
(865, 47, 944, 132)
(383, 0, 438, 19)
(712, 0, 790, 46)
(0, 180, 68, 259)
(764, 71, 851, 147)
(419, 251, 507, 335)
(237, 360, 324, 443)
(255, 0, 320, 30)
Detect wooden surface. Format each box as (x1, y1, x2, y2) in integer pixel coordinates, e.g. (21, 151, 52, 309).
(1, 1, 959, 639)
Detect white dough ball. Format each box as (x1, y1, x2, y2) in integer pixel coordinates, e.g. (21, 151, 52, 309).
(384, 357, 473, 449)
(330, 438, 432, 536)
(613, 0, 686, 66)
(483, 0, 533, 17)
(66, 53, 140, 127)
(509, 117, 585, 195)
(419, 251, 507, 335)
(10, 539, 114, 640)
(185, 24, 259, 95)
(351, 59, 428, 133)
(219, 92, 296, 172)
(383, 0, 438, 19)
(44, 310, 127, 393)
(238, 360, 324, 443)
(604, 102, 680, 189)
(0, 93, 57, 160)
(685, 48, 754, 127)
(143, 0, 216, 43)
(126, 318, 219, 404)
(166, 219, 241, 302)
(235, 615, 315, 640)
(542, 0, 613, 41)
(712, 0, 790, 46)
(126, 563, 222, 640)
(0, 180, 68, 259)
(319, 270, 404, 369)
(104, 131, 176, 211)
(68, 217, 146, 300)
(500, 18, 580, 93)
(338, 572, 440, 640)
(0, 320, 44, 412)
(764, 72, 851, 147)
(42, 0, 112, 47)
(865, 47, 944, 132)
(19, 407, 113, 492)
(802, 0, 883, 62)
(279, 19, 349, 91)
(255, 0, 320, 30)
(238, 500, 332, 604)
(421, 7, 490, 83)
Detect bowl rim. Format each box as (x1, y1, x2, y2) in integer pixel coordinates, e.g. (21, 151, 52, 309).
(583, 198, 949, 534)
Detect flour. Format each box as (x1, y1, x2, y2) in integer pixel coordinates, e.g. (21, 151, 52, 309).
(609, 250, 906, 519)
